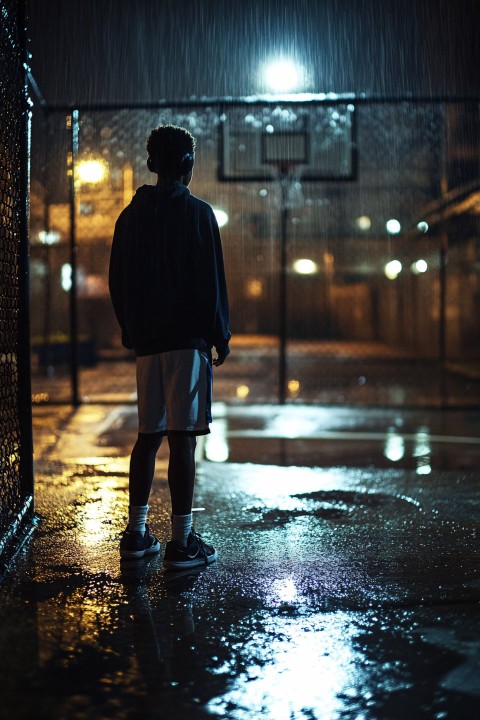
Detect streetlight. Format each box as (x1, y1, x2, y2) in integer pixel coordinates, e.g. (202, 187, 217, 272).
(292, 258, 318, 275)
(261, 57, 307, 93)
(76, 159, 107, 184)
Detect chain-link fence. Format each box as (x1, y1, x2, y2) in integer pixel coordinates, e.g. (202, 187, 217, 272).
(29, 98, 480, 407)
(0, 0, 34, 567)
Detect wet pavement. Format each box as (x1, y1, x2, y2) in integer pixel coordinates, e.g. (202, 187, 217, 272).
(1, 402, 480, 719)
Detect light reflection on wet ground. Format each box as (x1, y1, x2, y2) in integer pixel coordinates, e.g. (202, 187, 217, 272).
(0, 403, 479, 719)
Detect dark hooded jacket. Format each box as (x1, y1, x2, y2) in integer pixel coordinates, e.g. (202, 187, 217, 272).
(109, 183, 231, 356)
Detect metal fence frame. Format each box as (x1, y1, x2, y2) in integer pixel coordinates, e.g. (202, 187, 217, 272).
(30, 94, 480, 409)
(0, 0, 35, 573)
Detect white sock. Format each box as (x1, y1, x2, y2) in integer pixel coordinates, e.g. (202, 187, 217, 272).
(171, 513, 193, 547)
(128, 505, 148, 533)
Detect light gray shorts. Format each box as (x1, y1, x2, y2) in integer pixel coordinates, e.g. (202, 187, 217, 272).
(136, 349, 212, 436)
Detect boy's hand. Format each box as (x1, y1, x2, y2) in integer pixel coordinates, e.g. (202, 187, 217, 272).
(213, 345, 230, 366)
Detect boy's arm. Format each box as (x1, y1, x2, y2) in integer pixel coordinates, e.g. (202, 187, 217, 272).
(212, 224, 231, 365)
(109, 210, 133, 349)
(204, 208, 231, 364)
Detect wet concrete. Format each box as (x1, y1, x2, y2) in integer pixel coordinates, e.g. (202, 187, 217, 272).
(1, 403, 479, 719)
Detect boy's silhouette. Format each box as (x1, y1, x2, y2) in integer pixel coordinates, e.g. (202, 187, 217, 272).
(109, 125, 230, 569)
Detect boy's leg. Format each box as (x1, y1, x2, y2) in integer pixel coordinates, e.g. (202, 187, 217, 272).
(161, 349, 217, 567)
(120, 352, 166, 558)
(120, 431, 163, 559)
(167, 434, 196, 515)
(127, 353, 166, 535)
(130, 431, 164, 506)
(124, 431, 162, 539)
(168, 434, 196, 546)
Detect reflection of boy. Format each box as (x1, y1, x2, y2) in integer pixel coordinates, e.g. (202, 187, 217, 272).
(109, 125, 231, 569)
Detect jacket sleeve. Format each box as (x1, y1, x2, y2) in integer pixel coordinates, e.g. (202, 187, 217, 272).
(108, 209, 133, 349)
(201, 207, 231, 351)
(212, 219, 231, 351)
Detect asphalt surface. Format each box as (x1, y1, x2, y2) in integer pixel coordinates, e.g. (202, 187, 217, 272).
(1, 402, 479, 719)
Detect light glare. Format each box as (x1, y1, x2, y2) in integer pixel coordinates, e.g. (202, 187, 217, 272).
(263, 58, 305, 92)
(39, 230, 61, 245)
(288, 379, 300, 397)
(411, 259, 428, 275)
(213, 208, 229, 228)
(236, 385, 250, 399)
(355, 215, 371, 231)
(77, 160, 107, 184)
(293, 258, 318, 275)
(386, 218, 401, 234)
(384, 260, 402, 280)
(204, 419, 229, 463)
(61, 264, 72, 292)
(384, 429, 405, 462)
(246, 279, 263, 298)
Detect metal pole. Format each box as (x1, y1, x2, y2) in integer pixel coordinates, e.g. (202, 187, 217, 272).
(42, 198, 52, 369)
(438, 234, 447, 364)
(279, 177, 288, 404)
(438, 233, 448, 407)
(17, 0, 35, 506)
(438, 103, 448, 407)
(67, 110, 80, 406)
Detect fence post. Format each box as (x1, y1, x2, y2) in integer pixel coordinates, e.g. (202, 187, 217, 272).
(279, 178, 289, 405)
(17, 0, 34, 513)
(0, 0, 35, 572)
(67, 110, 80, 406)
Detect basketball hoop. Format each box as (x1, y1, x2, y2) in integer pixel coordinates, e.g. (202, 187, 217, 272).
(217, 102, 355, 402)
(261, 130, 309, 180)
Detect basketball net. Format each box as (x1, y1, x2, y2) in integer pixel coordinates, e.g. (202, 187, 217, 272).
(268, 161, 305, 209)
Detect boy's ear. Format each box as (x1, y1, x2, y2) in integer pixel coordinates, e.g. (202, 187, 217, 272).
(180, 152, 195, 174)
(147, 157, 156, 173)
(182, 170, 193, 187)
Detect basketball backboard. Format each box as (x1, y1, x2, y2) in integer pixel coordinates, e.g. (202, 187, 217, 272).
(219, 102, 355, 182)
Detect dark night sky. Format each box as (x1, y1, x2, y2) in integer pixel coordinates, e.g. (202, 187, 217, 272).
(28, 0, 480, 106)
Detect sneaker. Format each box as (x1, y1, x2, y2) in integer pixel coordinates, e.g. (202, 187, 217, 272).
(120, 525, 161, 559)
(163, 529, 218, 570)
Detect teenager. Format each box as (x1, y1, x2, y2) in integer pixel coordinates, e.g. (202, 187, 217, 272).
(109, 124, 230, 569)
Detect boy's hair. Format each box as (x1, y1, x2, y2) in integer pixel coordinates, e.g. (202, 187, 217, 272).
(146, 125, 196, 177)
